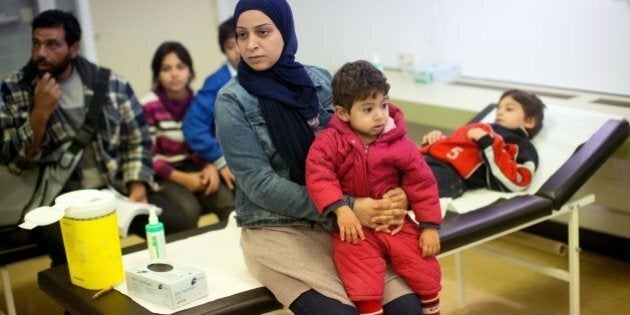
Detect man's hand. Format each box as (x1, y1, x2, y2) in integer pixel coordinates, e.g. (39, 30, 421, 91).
(33, 72, 61, 115)
(26, 73, 61, 158)
(128, 181, 148, 203)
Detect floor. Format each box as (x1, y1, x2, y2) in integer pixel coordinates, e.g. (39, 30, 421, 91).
(265, 236, 630, 315)
(2, 216, 630, 314)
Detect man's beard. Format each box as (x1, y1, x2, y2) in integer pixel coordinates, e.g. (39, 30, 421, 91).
(36, 54, 73, 79)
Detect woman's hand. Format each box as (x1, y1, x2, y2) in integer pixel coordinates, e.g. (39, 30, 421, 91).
(353, 187, 409, 234)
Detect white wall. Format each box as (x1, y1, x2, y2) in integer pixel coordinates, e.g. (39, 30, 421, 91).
(90, 0, 223, 98)
(221, 0, 630, 96)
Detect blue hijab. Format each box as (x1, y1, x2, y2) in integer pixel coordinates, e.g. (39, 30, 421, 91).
(234, 0, 320, 185)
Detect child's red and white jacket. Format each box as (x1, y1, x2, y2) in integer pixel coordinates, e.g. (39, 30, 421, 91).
(420, 122, 539, 192)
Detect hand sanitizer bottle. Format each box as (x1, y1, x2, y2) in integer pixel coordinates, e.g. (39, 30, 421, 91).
(145, 207, 167, 260)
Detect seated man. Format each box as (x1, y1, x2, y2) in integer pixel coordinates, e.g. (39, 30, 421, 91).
(0, 9, 186, 266)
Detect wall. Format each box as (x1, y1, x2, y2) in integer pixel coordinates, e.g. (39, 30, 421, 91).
(221, 0, 630, 96)
(90, 0, 223, 98)
(0, 0, 35, 80)
(0, 0, 85, 80)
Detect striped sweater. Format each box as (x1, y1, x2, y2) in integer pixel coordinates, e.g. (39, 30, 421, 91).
(141, 88, 204, 180)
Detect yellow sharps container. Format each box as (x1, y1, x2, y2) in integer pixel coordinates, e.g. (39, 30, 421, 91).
(55, 190, 124, 290)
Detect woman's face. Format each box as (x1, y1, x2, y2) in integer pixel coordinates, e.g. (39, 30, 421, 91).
(158, 52, 191, 96)
(236, 10, 284, 71)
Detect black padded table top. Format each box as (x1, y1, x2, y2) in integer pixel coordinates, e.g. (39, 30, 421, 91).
(36, 113, 628, 314)
(440, 195, 554, 253)
(38, 222, 282, 315)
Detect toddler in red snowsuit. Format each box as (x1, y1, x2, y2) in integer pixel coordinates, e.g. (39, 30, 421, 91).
(306, 60, 442, 315)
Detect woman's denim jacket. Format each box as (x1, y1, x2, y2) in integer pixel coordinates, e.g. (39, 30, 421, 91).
(215, 66, 335, 228)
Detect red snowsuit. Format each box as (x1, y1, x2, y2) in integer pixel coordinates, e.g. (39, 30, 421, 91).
(306, 104, 442, 302)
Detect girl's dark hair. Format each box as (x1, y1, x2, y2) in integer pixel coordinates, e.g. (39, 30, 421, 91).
(150, 41, 195, 86)
(32, 9, 81, 46)
(218, 16, 236, 53)
(332, 60, 390, 110)
(499, 89, 546, 138)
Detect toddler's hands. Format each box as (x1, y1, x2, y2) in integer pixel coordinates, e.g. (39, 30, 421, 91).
(422, 130, 445, 145)
(335, 206, 365, 244)
(419, 228, 441, 257)
(467, 127, 488, 141)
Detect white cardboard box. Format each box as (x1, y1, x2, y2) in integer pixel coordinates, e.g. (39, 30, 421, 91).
(125, 262, 208, 309)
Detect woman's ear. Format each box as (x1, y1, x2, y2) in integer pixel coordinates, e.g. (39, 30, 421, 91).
(335, 105, 350, 122)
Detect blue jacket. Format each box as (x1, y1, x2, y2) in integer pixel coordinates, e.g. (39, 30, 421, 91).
(215, 65, 334, 228)
(183, 64, 231, 168)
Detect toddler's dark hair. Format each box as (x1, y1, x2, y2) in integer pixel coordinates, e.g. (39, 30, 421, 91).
(218, 17, 236, 53)
(499, 89, 546, 138)
(332, 60, 390, 111)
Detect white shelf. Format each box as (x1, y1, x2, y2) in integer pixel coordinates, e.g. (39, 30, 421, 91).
(384, 70, 630, 119)
(0, 16, 19, 25)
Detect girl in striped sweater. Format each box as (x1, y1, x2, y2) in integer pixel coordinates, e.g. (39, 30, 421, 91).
(141, 42, 234, 230)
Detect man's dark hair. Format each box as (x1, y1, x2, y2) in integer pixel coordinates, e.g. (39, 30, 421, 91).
(32, 9, 81, 45)
(151, 41, 195, 85)
(332, 60, 390, 111)
(499, 89, 546, 138)
(218, 16, 236, 53)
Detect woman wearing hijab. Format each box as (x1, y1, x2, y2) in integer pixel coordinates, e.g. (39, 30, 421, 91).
(215, 0, 423, 313)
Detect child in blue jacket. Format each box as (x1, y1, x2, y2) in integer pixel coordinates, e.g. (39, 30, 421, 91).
(183, 17, 240, 194)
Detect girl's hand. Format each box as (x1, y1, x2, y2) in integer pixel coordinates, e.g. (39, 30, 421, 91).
(219, 166, 236, 190)
(200, 163, 220, 195)
(171, 170, 207, 192)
